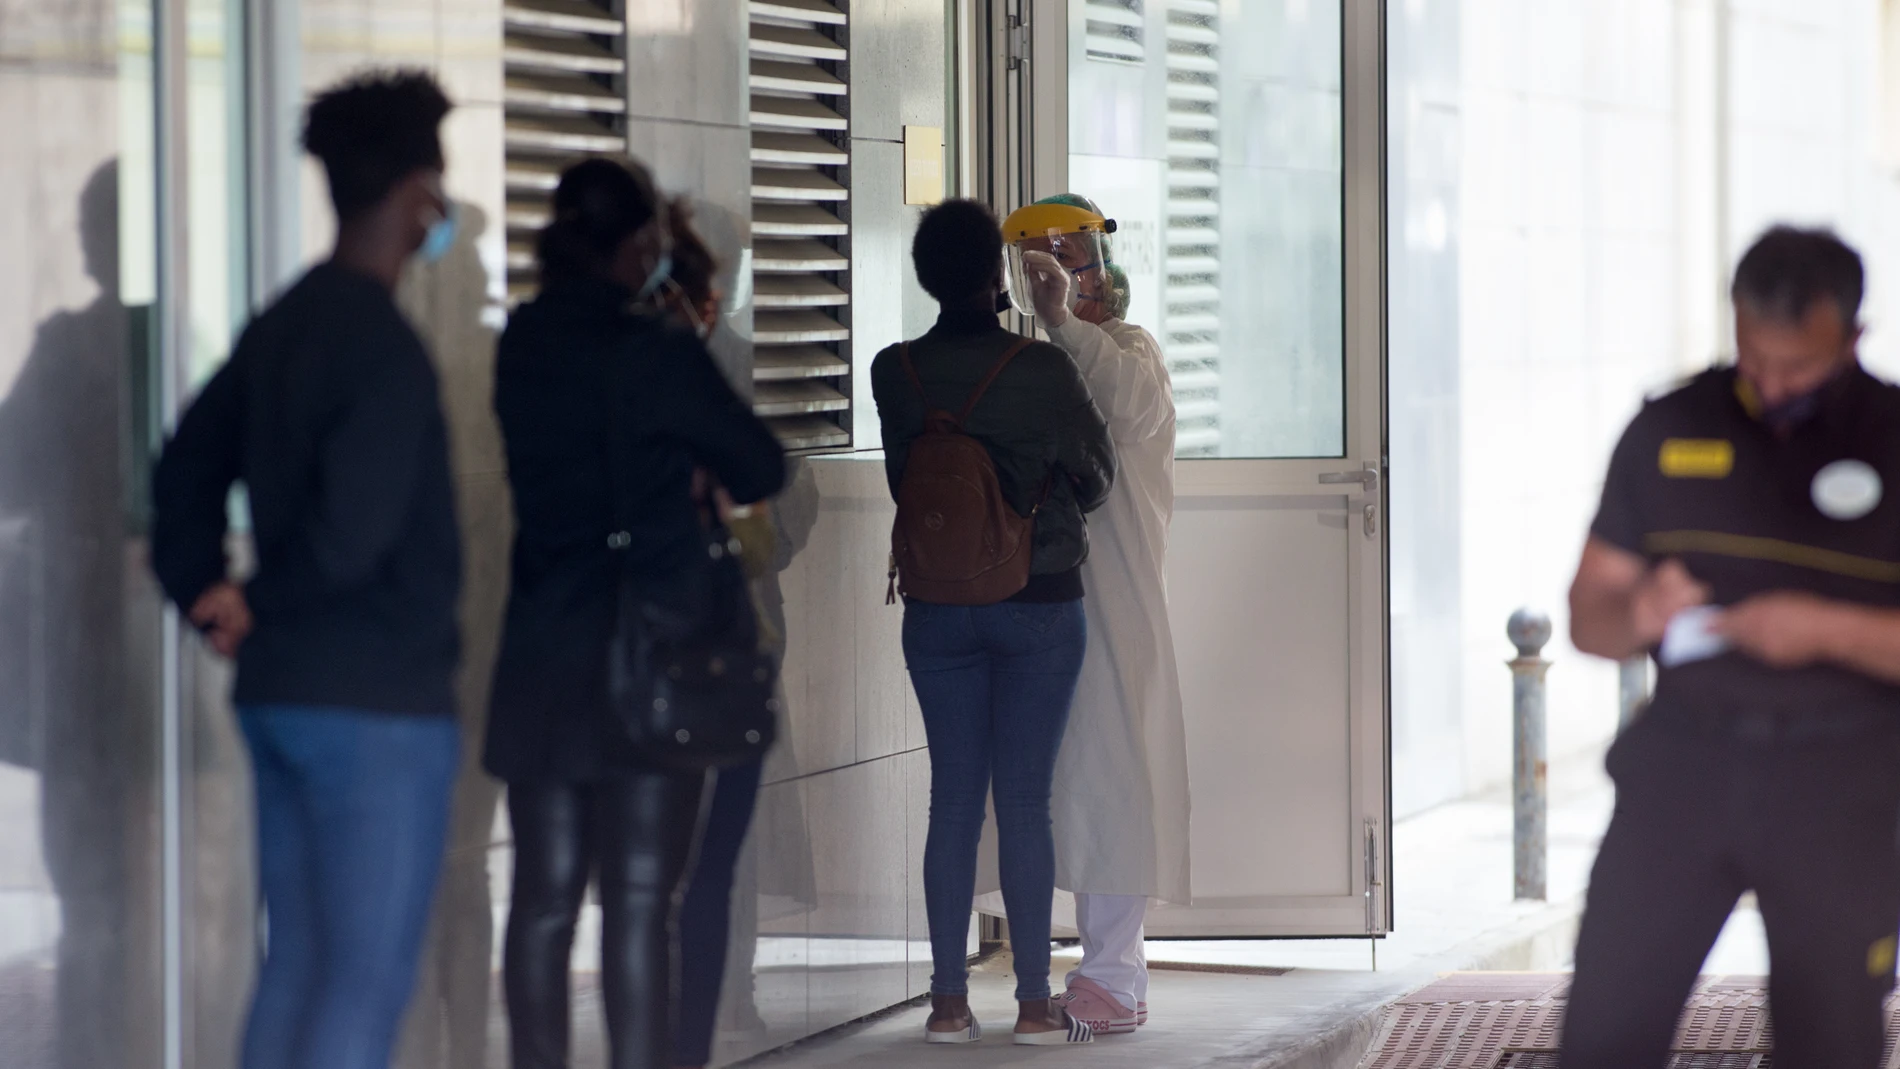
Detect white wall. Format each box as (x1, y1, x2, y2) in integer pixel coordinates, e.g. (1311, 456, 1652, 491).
(1393, 0, 1900, 808)
(1453, 0, 1680, 793)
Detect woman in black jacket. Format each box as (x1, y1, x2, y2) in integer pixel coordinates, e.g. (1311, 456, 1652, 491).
(487, 158, 786, 1069)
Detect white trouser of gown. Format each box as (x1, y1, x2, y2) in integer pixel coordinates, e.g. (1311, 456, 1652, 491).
(1066, 893, 1149, 1009)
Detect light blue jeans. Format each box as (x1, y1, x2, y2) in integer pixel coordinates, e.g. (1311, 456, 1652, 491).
(238, 704, 460, 1069)
(904, 599, 1087, 1001)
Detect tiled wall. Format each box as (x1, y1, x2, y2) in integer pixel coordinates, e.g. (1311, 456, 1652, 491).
(690, 0, 951, 1052)
(1388, 0, 1465, 816)
(300, 2, 950, 1067)
(159, 0, 954, 1066)
(1448, 0, 1682, 794)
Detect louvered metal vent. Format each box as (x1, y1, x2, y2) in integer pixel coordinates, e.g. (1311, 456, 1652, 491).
(1085, 0, 1145, 63)
(750, 0, 852, 452)
(1163, 0, 1221, 455)
(501, 0, 629, 305)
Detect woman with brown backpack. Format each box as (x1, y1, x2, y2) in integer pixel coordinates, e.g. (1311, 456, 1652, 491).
(872, 198, 1115, 1047)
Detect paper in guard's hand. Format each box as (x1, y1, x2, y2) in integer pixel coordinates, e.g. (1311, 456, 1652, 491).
(1658, 605, 1731, 668)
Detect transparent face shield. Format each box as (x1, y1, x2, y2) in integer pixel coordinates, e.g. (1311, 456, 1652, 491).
(1004, 229, 1110, 317)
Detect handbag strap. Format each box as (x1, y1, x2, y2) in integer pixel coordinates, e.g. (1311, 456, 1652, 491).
(601, 336, 638, 549)
(601, 322, 730, 551)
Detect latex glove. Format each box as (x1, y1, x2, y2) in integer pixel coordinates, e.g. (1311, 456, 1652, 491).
(1021, 249, 1072, 327)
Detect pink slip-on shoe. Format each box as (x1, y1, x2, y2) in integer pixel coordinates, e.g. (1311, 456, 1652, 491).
(1137, 1001, 1148, 1026)
(1057, 977, 1137, 1035)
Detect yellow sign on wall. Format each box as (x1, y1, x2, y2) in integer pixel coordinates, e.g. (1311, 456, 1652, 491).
(904, 126, 944, 206)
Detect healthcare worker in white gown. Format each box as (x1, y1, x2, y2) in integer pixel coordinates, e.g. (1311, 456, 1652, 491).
(1003, 196, 1192, 1035)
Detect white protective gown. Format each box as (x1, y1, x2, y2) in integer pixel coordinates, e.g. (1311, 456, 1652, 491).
(1046, 314, 1191, 904)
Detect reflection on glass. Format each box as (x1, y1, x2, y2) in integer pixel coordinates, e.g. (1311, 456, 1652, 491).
(0, 2, 165, 1067)
(187, 0, 250, 385)
(1070, 0, 1345, 458)
(394, 199, 503, 1069)
(178, 5, 258, 1068)
(712, 457, 820, 1064)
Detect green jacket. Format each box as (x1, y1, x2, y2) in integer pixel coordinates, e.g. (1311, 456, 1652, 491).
(872, 308, 1116, 578)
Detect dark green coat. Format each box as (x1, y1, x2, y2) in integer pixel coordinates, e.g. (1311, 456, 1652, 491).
(871, 308, 1116, 580)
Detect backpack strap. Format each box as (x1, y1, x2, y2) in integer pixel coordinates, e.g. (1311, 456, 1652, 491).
(958, 337, 1035, 426)
(898, 342, 926, 400)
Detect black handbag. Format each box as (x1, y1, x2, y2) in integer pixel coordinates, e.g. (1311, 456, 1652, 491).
(601, 339, 779, 771)
(606, 527, 779, 770)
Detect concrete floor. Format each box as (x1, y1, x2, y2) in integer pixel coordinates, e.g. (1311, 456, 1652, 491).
(536, 740, 1769, 1069)
(737, 751, 1621, 1069)
(741, 950, 1406, 1069)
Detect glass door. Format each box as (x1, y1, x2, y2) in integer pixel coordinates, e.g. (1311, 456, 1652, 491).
(0, 1, 170, 1064)
(1010, 0, 1388, 936)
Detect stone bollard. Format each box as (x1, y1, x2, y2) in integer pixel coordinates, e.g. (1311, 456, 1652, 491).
(1507, 609, 1551, 902)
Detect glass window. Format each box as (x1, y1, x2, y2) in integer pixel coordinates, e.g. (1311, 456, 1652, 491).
(1069, 0, 1344, 458)
(0, 1, 166, 1064)
(187, 0, 251, 387)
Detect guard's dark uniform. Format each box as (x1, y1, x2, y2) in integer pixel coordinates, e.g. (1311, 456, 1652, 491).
(1563, 365, 1900, 1069)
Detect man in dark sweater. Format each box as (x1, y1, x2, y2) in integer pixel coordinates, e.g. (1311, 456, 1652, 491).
(150, 70, 463, 1069)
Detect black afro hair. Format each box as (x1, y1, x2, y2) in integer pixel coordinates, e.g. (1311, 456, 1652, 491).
(912, 199, 1005, 305)
(302, 69, 452, 220)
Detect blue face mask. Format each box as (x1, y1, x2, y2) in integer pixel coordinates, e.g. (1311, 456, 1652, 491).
(635, 251, 673, 302)
(1760, 389, 1825, 434)
(419, 201, 459, 264)
(1738, 363, 1851, 435)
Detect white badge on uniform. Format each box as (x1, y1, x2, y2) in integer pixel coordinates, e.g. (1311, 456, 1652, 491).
(1812, 459, 1883, 521)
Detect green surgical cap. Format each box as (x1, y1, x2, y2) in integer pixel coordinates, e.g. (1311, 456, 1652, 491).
(1033, 192, 1130, 320)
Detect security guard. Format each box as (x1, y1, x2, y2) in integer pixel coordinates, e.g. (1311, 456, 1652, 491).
(1564, 226, 1900, 1069)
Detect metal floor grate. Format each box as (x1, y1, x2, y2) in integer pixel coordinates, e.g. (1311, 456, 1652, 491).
(1496, 1056, 1767, 1069)
(1359, 974, 1824, 1069)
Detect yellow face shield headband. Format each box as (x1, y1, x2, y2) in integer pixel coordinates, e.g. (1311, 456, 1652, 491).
(999, 203, 1118, 318)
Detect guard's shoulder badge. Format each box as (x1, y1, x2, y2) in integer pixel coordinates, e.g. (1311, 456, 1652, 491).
(1659, 438, 1734, 479)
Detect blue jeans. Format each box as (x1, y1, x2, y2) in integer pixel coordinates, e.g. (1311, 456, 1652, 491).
(238, 705, 460, 1069)
(675, 756, 765, 1066)
(904, 599, 1087, 1001)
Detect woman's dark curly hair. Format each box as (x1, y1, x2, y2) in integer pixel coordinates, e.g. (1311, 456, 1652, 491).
(536, 157, 662, 285)
(667, 199, 719, 314)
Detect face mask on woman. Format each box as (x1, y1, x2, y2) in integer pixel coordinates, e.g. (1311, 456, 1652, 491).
(635, 250, 673, 302)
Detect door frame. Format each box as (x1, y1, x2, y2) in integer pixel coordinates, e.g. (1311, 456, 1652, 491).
(989, 0, 1391, 936)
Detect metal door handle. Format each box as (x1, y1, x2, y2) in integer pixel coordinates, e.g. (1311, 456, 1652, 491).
(1319, 467, 1379, 491)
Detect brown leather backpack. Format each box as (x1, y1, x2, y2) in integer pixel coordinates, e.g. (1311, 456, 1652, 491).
(886, 338, 1042, 606)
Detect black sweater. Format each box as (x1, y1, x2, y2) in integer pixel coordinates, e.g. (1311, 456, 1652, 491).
(151, 262, 462, 716)
(484, 278, 786, 783)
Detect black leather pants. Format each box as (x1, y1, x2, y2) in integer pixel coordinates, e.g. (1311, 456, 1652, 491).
(503, 770, 707, 1069)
